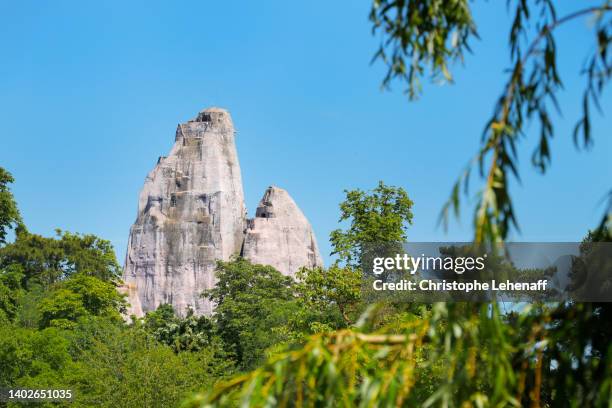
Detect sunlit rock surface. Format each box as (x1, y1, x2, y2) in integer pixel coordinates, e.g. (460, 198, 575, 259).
(242, 186, 323, 278)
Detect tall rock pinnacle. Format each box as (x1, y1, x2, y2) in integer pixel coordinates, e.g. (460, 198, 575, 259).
(123, 107, 323, 318)
(123, 108, 247, 317)
(242, 186, 323, 277)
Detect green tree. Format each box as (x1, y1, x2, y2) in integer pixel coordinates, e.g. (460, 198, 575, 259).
(0, 316, 232, 408)
(38, 274, 126, 329)
(298, 182, 414, 325)
(0, 227, 124, 330)
(189, 300, 612, 408)
(144, 304, 217, 353)
(0, 229, 121, 289)
(0, 323, 74, 398)
(0, 167, 22, 246)
(295, 265, 361, 326)
(204, 258, 300, 370)
(0, 264, 25, 322)
(330, 181, 413, 268)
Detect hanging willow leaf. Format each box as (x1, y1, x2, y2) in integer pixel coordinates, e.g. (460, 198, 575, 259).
(433, 1, 612, 243)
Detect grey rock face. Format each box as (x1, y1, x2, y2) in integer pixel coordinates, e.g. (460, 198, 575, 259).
(242, 186, 323, 278)
(123, 108, 247, 317)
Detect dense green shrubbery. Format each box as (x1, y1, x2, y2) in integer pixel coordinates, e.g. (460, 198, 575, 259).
(0, 317, 233, 408)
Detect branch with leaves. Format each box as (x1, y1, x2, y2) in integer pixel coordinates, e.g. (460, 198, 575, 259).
(370, 0, 477, 98)
(185, 303, 608, 408)
(371, 1, 612, 243)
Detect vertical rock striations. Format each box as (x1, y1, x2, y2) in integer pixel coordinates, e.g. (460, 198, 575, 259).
(123, 108, 247, 317)
(123, 108, 323, 318)
(242, 186, 323, 278)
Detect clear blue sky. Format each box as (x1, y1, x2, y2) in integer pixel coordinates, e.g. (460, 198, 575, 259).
(1, 1, 610, 265)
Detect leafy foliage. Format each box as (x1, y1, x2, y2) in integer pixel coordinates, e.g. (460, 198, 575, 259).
(330, 181, 413, 268)
(0, 264, 25, 321)
(38, 274, 126, 329)
(295, 182, 414, 328)
(0, 199, 126, 329)
(295, 265, 362, 326)
(593, 190, 612, 242)
(66, 319, 232, 408)
(371, 2, 612, 243)
(0, 317, 234, 408)
(0, 229, 122, 289)
(203, 258, 301, 370)
(189, 301, 612, 408)
(435, 1, 611, 243)
(370, 0, 477, 98)
(144, 304, 218, 353)
(0, 324, 74, 394)
(0, 167, 22, 245)
(3, 0, 612, 400)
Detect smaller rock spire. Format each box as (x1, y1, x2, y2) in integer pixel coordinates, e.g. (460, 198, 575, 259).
(242, 186, 323, 277)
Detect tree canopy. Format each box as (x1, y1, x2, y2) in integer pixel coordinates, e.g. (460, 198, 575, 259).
(330, 181, 413, 268)
(203, 258, 301, 370)
(0, 167, 22, 245)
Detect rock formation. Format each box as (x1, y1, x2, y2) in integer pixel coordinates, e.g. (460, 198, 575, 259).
(123, 108, 247, 317)
(242, 186, 323, 278)
(123, 107, 322, 317)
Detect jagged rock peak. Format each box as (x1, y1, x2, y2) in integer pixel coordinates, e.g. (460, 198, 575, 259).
(242, 186, 323, 277)
(175, 107, 233, 141)
(255, 186, 302, 219)
(193, 106, 231, 123)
